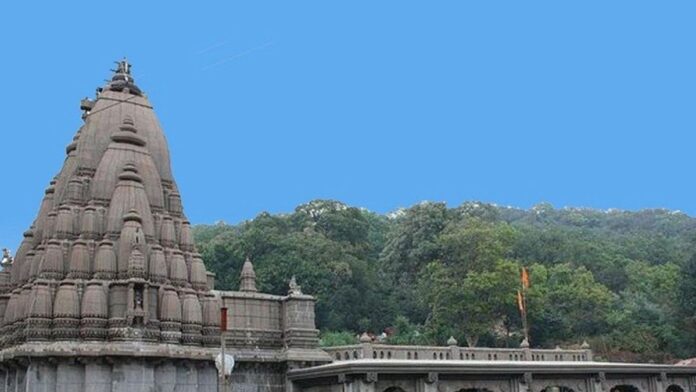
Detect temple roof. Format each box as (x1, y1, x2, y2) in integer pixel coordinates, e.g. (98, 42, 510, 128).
(0, 61, 220, 348)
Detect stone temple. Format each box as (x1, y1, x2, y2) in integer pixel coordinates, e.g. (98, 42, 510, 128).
(1, 61, 696, 392)
(0, 60, 329, 391)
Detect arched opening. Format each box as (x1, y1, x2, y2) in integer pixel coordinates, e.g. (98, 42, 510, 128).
(610, 385, 640, 392)
(667, 385, 684, 392)
(541, 386, 575, 392)
(384, 387, 407, 392)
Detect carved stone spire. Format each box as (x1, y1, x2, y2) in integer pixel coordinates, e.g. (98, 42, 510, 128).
(240, 257, 257, 292)
(0, 61, 218, 349)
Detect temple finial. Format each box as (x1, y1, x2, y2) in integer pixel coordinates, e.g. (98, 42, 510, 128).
(115, 58, 131, 75)
(106, 58, 142, 95)
(240, 257, 257, 292)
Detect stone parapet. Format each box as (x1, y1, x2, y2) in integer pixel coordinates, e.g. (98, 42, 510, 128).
(324, 343, 592, 363)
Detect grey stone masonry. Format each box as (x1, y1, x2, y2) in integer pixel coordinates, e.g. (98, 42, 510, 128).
(324, 343, 592, 362)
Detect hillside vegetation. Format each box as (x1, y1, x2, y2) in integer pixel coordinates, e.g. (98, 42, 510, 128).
(193, 200, 696, 362)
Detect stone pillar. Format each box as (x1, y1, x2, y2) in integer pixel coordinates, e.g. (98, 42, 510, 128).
(25, 360, 57, 392)
(84, 360, 111, 392)
(417, 373, 439, 392)
(175, 362, 198, 392)
(16, 367, 26, 392)
(197, 364, 217, 392)
(651, 373, 668, 392)
(355, 373, 377, 392)
(112, 360, 155, 392)
(336, 374, 354, 392)
(56, 361, 84, 392)
(360, 342, 373, 360)
(0, 368, 7, 392)
(6, 369, 14, 392)
(593, 373, 607, 392)
(519, 372, 533, 392)
(155, 362, 177, 392)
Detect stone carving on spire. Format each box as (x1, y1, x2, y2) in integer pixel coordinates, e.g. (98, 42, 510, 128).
(1, 249, 12, 266)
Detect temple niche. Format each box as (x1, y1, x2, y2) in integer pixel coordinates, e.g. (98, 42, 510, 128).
(0, 60, 328, 391)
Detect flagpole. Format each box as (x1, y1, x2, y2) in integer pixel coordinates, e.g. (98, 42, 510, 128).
(220, 307, 228, 392)
(521, 291, 529, 343)
(519, 267, 530, 345)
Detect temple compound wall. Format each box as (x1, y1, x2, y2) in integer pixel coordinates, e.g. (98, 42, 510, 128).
(289, 361, 696, 392)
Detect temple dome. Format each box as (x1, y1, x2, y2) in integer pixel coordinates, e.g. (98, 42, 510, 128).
(0, 60, 217, 349)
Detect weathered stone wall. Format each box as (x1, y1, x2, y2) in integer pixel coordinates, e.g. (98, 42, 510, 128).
(0, 357, 217, 392)
(224, 362, 286, 392)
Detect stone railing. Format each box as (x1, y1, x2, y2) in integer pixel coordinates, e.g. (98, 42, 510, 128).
(324, 342, 592, 363)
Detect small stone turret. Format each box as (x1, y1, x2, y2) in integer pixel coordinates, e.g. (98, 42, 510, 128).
(181, 291, 203, 345)
(43, 211, 57, 242)
(160, 286, 182, 343)
(240, 257, 257, 292)
(40, 239, 64, 280)
(169, 250, 189, 287)
(11, 230, 33, 286)
(200, 294, 220, 347)
(94, 240, 117, 279)
(53, 282, 80, 340)
(190, 253, 208, 291)
(179, 221, 194, 252)
(80, 281, 108, 340)
(55, 205, 76, 239)
(19, 249, 34, 284)
(26, 282, 52, 341)
(80, 204, 100, 240)
(67, 239, 90, 279)
(28, 246, 44, 281)
(16, 287, 32, 341)
(148, 245, 167, 283)
(160, 216, 176, 248)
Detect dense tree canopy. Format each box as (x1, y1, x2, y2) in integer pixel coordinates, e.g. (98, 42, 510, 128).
(194, 200, 696, 362)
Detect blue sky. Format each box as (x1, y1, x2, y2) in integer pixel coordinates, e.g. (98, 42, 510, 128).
(1, 1, 695, 251)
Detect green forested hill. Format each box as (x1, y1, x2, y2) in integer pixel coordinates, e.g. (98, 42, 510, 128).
(193, 200, 696, 362)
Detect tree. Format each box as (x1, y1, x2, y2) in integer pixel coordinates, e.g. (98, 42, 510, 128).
(419, 260, 519, 347)
(527, 263, 614, 345)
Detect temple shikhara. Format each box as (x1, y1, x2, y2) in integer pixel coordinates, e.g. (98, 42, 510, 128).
(0, 61, 695, 392)
(0, 60, 328, 391)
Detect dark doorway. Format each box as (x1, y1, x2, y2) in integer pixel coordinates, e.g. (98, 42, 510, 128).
(541, 386, 575, 392)
(610, 385, 641, 392)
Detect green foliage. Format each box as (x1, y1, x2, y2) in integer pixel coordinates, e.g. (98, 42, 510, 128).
(319, 331, 358, 347)
(386, 316, 430, 345)
(195, 200, 696, 361)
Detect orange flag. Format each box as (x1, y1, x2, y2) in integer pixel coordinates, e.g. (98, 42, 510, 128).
(520, 267, 530, 289)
